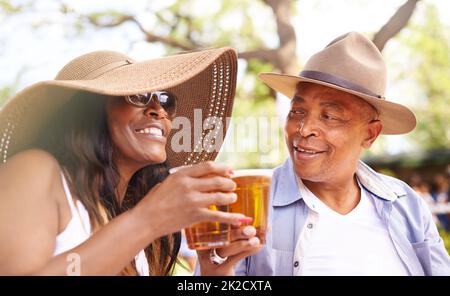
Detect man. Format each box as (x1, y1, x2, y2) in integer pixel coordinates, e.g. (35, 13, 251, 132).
(227, 32, 449, 275)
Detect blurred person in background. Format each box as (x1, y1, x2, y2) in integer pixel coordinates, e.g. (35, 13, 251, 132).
(431, 175, 450, 231)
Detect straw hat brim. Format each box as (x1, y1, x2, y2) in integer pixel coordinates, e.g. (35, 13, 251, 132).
(0, 48, 238, 167)
(259, 72, 417, 135)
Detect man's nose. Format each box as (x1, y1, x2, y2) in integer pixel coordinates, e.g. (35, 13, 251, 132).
(298, 115, 319, 137)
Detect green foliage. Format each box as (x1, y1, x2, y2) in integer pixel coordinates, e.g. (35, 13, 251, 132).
(167, 0, 272, 50)
(0, 0, 26, 14)
(0, 85, 13, 107)
(0, 69, 25, 108)
(438, 228, 450, 254)
(400, 4, 450, 149)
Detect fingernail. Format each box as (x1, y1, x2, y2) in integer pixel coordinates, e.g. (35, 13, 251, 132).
(230, 193, 237, 202)
(248, 237, 260, 246)
(243, 226, 256, 236)
(238, 217, 253, 223)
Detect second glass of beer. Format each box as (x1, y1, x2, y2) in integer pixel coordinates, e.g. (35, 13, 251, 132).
(230, 169, 272, 244)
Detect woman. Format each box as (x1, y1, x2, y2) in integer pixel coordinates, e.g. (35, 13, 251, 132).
(0, 48, 261, 275)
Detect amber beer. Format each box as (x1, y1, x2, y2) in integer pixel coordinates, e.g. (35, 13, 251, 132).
(230, 169, 272, 244)
(185, 204, 231, 250)
(181, 170, 231, 250)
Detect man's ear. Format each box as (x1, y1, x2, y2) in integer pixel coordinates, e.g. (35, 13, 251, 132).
(362, 120, 382, 149)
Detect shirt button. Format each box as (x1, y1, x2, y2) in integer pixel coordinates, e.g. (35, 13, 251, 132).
(307, 223, 313, 229)
(294, 261, 299, 268)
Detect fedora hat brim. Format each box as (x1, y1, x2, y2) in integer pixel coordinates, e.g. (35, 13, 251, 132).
(259, 72, 417, 135)
(0, 47, 238, 167)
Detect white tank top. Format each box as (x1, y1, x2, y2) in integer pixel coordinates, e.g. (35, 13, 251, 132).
(53, 172, 150, 276)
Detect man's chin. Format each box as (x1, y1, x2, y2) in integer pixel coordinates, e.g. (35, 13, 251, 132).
(292, 159, 323, 182)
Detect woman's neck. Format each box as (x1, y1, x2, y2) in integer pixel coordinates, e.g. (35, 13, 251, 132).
(114, 158, 142, 207)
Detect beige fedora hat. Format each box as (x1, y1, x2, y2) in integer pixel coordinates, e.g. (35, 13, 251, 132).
(0, 47, 237, 167)
(259, 31, 416, 135)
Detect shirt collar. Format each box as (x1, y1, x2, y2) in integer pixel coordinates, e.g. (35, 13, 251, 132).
(272, 158, 406, 207)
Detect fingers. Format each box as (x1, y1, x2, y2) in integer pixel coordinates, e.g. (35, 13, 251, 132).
(192, 175, 236, 192)
(214, 226, 258, 258)
(227, 245, 263, 266)
(198, 208, 252, 226)
(230, 225, 257, 241)
(177, 161, 233, 178)
(195, 226, 262, 274)
(216, 236, 260, 259)
(196, 192, 237, 207)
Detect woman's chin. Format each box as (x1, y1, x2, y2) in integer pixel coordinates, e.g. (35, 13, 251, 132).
(143, 153, 167, 165)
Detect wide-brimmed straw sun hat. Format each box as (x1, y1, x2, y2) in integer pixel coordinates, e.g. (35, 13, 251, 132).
(0, 47, 237, 167)
(258, 31, 416, 135)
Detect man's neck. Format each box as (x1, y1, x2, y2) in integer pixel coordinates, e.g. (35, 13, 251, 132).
(302, 175, 361, 215)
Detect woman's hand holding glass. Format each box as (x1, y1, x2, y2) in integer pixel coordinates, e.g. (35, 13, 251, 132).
(135, 161, 251, 240)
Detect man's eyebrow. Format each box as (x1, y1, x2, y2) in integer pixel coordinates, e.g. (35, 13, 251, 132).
(319, 101, 345, 111)
(292, 95, 304, 103)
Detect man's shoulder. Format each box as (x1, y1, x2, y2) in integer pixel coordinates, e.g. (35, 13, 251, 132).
(376, 171, 411, 192)
(363, 164, 425, 210)
(359, 161, 415, 196)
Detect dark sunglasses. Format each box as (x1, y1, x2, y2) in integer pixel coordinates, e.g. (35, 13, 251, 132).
(124, 91, 177, 118)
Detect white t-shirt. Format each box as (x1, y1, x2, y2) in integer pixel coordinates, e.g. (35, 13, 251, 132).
(293, 178, 409, 276)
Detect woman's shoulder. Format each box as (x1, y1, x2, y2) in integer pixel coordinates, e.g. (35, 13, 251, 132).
(1, 148, 60, 169)
(0, 149, 62, 194)
(0, 149, 65, 274)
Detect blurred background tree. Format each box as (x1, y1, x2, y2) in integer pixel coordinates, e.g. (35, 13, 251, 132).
(0, 0, 426, 169)
(400, 4, 450, 150)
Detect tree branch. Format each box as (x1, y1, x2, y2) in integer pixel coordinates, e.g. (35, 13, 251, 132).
(87, 14, 197, 51)
(239, 49, 278, 64)
(82, 1, 300, 74)
(87, 14, 134, 28)
(262, 0, 298, 73)
(373, 0, 421, 51)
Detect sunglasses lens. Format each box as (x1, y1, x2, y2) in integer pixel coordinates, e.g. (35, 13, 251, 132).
(125, 91, 177, 118)
(155, 92, 177, 117)
(127, 94, 151, 107)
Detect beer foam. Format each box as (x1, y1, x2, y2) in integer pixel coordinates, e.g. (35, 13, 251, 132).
(231, 169, 273, 178)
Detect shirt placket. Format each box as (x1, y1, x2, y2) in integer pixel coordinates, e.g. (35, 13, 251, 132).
(293, 209, 319, 276)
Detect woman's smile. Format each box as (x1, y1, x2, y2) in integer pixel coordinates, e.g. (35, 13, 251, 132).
(133, 121, 167, 143)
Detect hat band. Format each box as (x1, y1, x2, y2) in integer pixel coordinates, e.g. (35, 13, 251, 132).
(83, 60, 132, 80)
(299, 70, 384, 99)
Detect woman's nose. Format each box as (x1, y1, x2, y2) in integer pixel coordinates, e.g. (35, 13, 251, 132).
(144, 101, 168, 119)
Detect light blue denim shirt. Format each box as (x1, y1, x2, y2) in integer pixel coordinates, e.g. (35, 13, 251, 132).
(234, 158, 450, 276)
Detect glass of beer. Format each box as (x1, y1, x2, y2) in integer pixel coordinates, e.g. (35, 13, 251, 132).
(230, 169, 272, 244)
(169, 166, 231, 250)
(185, 204, 231, 250)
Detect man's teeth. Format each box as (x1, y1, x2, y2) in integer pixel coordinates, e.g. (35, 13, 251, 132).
(136, 127, 163, 136)
(295, 147, 320, 154)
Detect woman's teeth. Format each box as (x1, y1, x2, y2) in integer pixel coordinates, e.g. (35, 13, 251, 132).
(136, 127, 163, 136)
